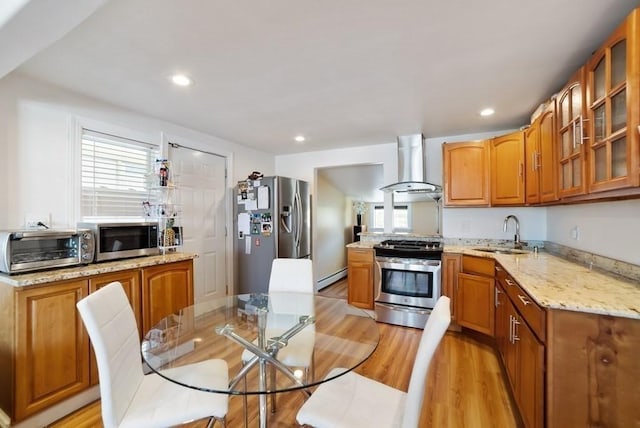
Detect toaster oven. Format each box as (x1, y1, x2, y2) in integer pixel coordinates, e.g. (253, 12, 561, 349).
(0, 229, 95, 274)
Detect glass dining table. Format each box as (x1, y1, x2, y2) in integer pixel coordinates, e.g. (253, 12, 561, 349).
(141, 292, 379, 428)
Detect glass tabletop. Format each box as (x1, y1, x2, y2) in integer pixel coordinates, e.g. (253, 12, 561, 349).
(141, 293, 379, 395)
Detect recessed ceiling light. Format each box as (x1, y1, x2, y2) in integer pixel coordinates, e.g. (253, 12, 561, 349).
(480, 108, 495, 117)
(171, 74, 193, 87)
(294, 135, 306, 143)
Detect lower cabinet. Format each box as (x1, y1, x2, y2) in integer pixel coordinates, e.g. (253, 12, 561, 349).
(347, 247, 375, 310)
(1, 258, 193, 423)
(14, 279, 90, 421)
(141, 260, 194, 332)
(495, 265, 544, 428)
(456, 255, 495, 336)
(441, 253, 461, 322)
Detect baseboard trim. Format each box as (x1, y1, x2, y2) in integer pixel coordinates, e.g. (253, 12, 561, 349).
(317, 268, 347, 290)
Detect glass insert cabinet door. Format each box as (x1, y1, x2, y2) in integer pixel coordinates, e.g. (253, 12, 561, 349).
(586, 9, 640, 192)
(557, 67, 587, 198)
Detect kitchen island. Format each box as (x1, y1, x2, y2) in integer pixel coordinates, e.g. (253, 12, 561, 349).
(0, 253, 196, 427)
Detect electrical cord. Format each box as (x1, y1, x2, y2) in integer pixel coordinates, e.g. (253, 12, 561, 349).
(37, 222, 49, 229)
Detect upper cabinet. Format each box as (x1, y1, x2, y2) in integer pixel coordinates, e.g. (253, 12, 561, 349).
(443, 141, 490, 207)
(490, 131, 525, 205)
(526, 101, 558, 204)
(556, 67, 588, 198)
(585, 9, 640, 193)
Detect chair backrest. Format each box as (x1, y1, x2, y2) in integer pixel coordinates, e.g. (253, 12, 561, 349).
(76, 282, 145, 428)
(402, 296, 451, 428)
(268, 258, 314, 294)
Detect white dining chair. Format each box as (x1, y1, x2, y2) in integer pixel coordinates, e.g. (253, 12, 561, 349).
(242, 259, 316, 368)
(77, 281, 229, 428)
(296, 295, 451, 428)
(241, 258, 316, 421)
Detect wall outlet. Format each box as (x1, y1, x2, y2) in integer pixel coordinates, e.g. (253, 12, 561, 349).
(24, 214, 51, 230)
(570, 226, 580, 240)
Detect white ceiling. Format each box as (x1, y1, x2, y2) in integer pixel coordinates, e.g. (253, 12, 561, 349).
(3, 0, 639, 155)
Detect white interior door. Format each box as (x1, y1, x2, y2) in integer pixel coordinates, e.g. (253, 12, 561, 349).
(169, 145, 227, 301)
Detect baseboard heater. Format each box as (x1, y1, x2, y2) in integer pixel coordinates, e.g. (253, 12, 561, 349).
(317, 268, 347, 290)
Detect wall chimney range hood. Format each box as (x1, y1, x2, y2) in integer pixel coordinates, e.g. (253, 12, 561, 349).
(380, 134, 442, 194)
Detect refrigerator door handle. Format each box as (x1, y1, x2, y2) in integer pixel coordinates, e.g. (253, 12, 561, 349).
(294, 190, 302, 250)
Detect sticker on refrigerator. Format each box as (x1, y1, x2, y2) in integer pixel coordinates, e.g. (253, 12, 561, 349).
(261, 222, 272, 236)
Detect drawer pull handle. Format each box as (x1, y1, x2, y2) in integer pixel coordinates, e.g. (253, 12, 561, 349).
(518, 294, 531, 306)
(505, 278, 515, 286)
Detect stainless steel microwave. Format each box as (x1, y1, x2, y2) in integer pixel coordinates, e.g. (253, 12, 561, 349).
(0, 229, 95, 274)
(77, 221, 159, 262)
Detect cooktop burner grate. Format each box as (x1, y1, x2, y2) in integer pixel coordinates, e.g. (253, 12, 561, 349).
(374, 239, 443, 259)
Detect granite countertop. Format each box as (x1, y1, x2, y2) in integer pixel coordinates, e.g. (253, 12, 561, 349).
(446, 246, 640, 320)
(0, 252, 196, 287)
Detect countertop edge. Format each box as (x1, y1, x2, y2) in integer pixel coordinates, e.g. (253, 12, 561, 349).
(0, 252, 196, 287)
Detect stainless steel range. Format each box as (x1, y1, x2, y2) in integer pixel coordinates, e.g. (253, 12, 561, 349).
(373, 239, 443, 329)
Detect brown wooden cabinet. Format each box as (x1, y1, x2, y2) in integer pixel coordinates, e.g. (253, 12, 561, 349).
(0, 258, 194, 423)
(586, 8, 640, 193)
(547, 309, 640, 427)
(347, 247, 375, 310)
(141, 260, 194, 333)
(443, 141, 491, 206)
(14, 279, 90, 421)
(526, 102, 558, 204)
(441, 253, 461, 322)
(557, 67, 588, 198)
(456, 256, 495, 335)
(490, 131, 526, 205)
(495, 264, 545, 428)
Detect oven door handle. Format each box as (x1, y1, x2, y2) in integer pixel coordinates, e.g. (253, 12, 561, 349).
(374, 260, 382, 300)
(376, 302, 432, 315)
(376, 259, 441, 273)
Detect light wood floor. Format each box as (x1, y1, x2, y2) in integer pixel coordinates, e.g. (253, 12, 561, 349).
(50, 279, 520, 427)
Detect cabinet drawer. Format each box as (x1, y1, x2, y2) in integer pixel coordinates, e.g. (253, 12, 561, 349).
(348, 248, 374, 263)
(462, 255, 495, 277)
(499, 270, 546, 343)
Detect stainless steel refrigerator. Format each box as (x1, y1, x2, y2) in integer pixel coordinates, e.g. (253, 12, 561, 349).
(234, 176, 311, 293)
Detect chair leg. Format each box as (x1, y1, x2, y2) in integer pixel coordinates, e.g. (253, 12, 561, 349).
(243, 374, 249, 428)
(270, 363, 277, 413)
(206, 416, 226, 428)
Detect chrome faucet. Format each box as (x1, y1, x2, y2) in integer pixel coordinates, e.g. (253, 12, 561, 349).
(503, 215, 525, 249)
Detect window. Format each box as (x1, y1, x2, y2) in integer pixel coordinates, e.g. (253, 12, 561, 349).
(372, 204, 411, 230)
(81, 129, 158, 219)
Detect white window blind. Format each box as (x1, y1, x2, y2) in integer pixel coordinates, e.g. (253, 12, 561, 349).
(81, 129, 158, 219)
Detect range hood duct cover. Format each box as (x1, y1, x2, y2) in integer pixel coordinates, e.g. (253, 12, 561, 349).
(380, 134, 442, 193)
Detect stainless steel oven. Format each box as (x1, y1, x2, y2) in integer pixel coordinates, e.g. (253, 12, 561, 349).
(373, 239, 443, 329)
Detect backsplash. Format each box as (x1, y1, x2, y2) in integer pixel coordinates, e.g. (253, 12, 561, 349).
(544, 241, 640, 283)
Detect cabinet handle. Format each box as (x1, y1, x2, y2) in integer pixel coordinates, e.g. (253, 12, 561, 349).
(517, 294, 531, 306)
(512, 317, 520, 342)
(580, 116, 589, 142)
(519, 162, 524, 178)
(531, 152, 541, 171)
(495, 266, 503, 272)
(536, 152, 542, 170)
(495, 288, 501, 307)
(505, 278, 515, 287)
(508, 315, 513, 344)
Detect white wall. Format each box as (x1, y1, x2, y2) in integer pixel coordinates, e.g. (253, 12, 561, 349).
(547, 199, 640, 265)
(443, 206, 547, 241)
(315, 173, 348, 282)
(0, 73, 274, 229)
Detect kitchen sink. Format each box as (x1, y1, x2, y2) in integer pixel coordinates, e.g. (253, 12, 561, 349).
(472, 247, 529, 255)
